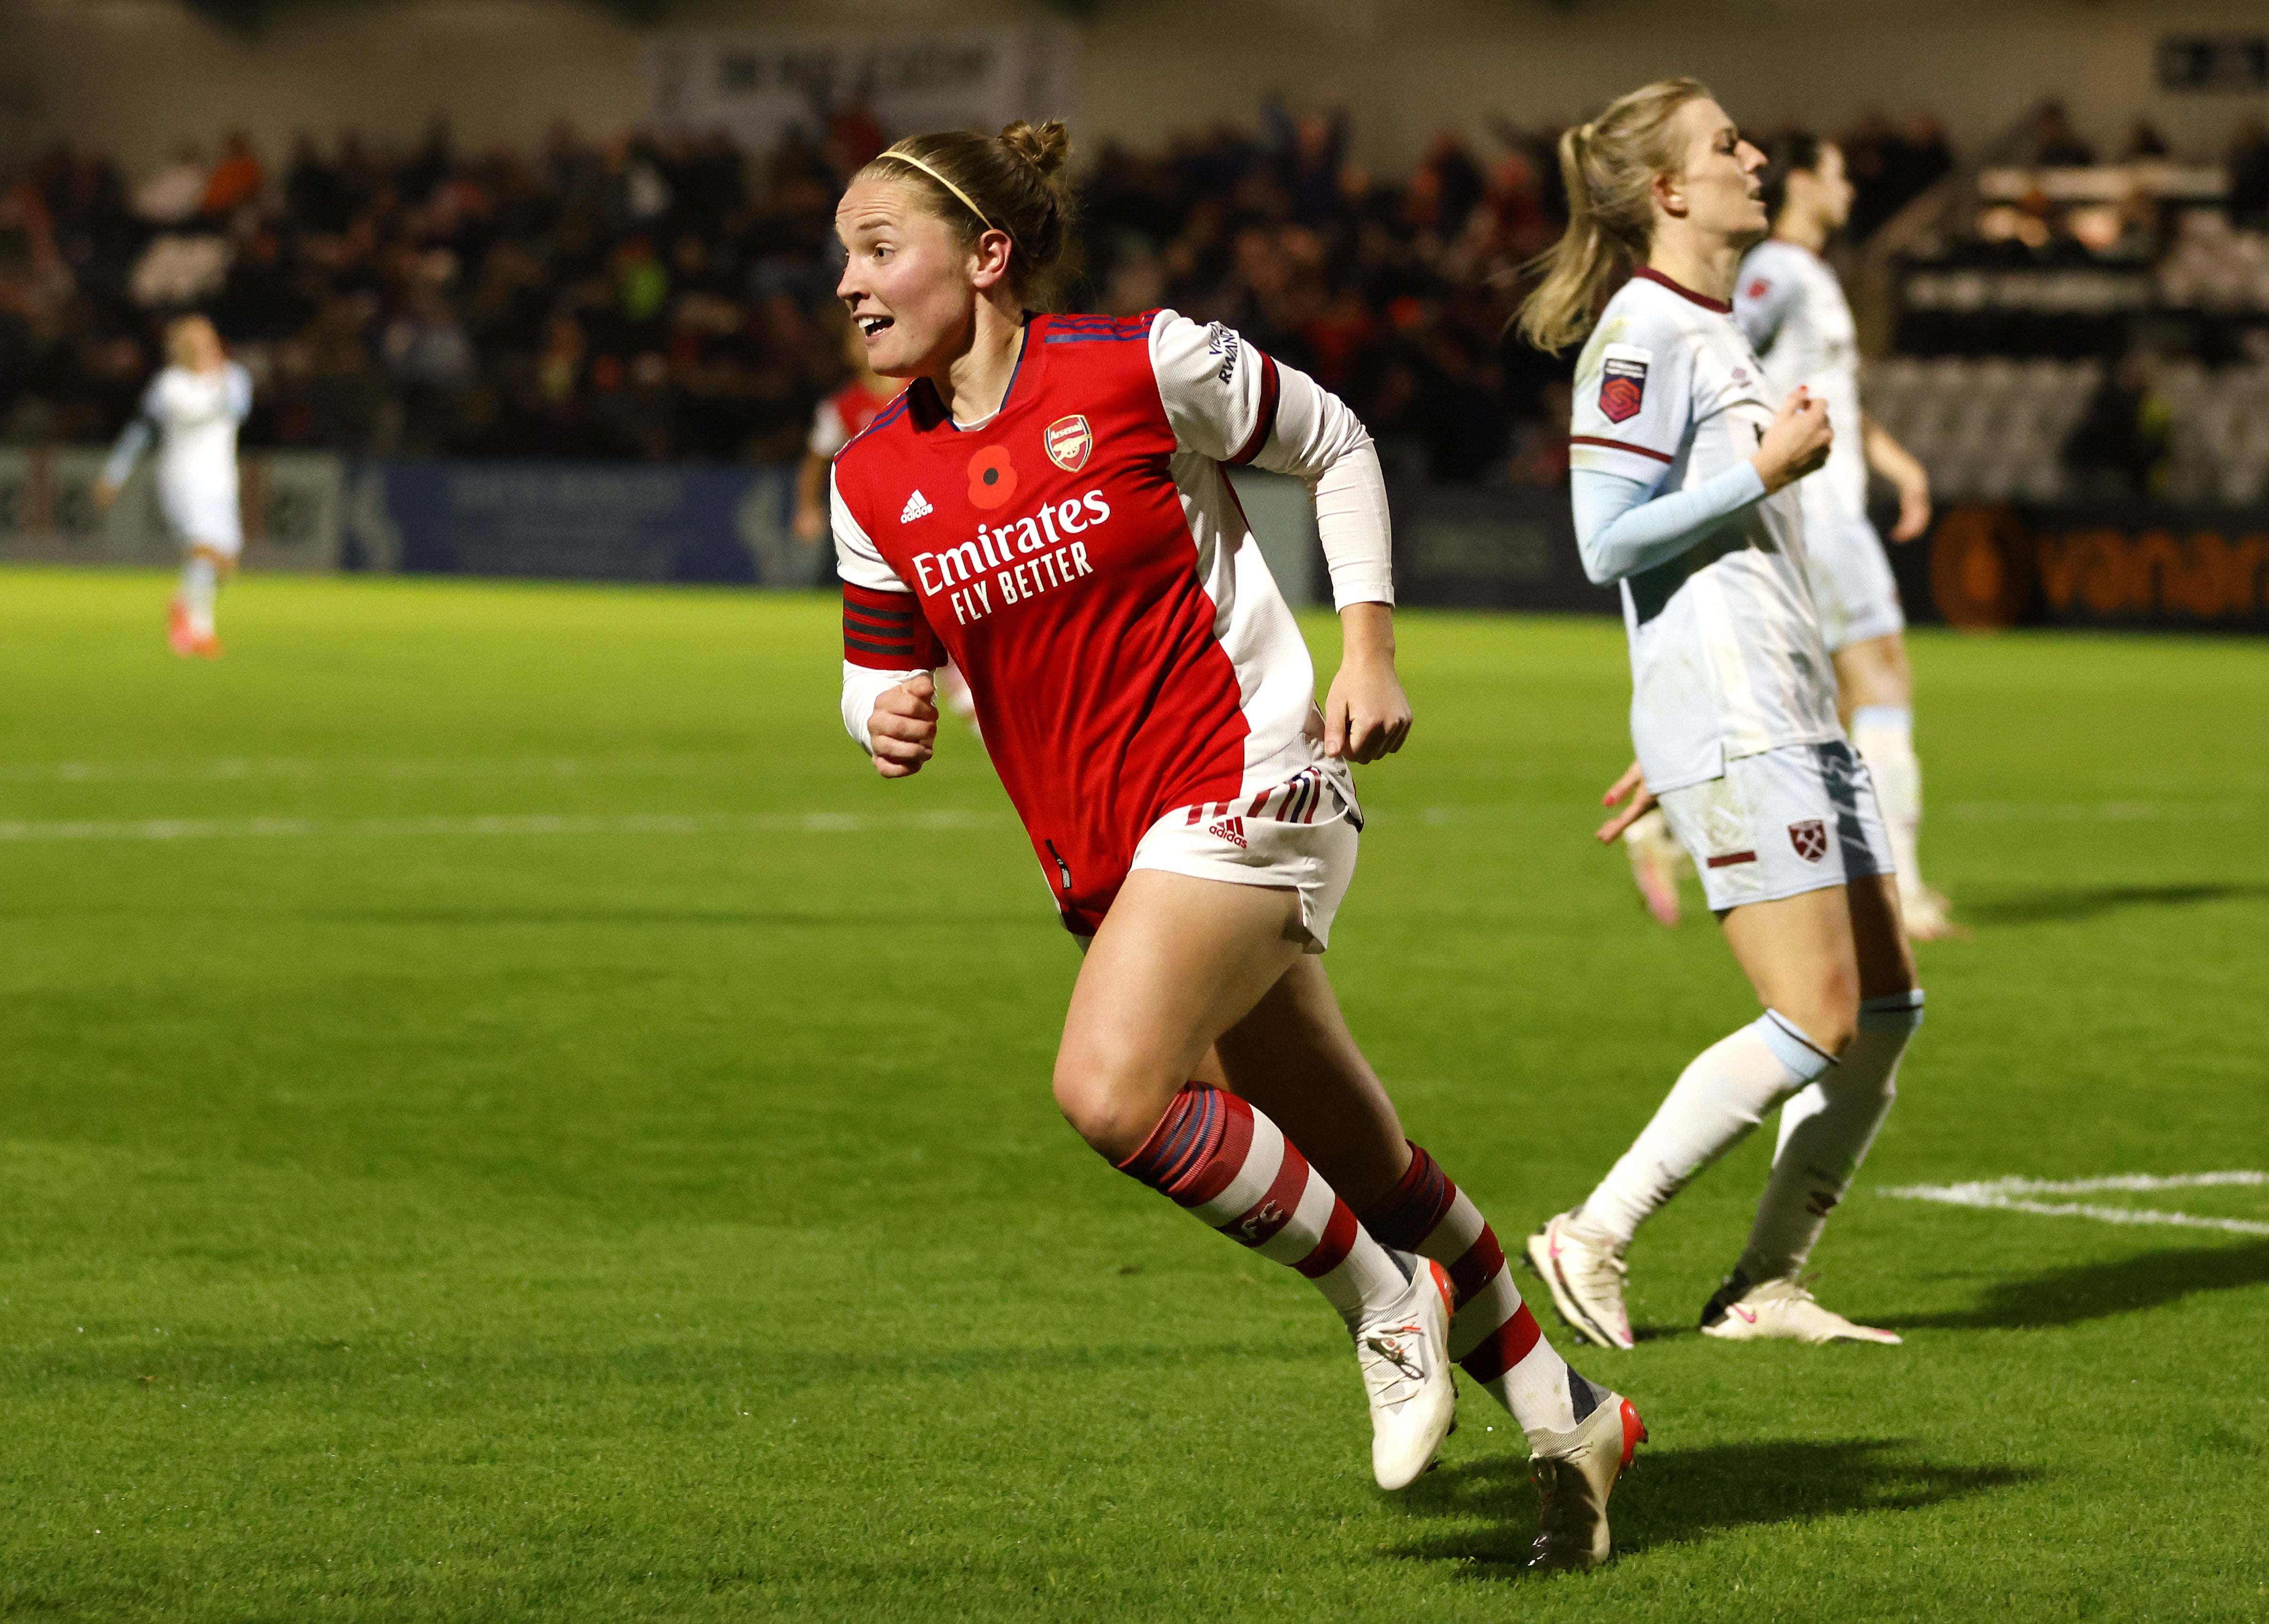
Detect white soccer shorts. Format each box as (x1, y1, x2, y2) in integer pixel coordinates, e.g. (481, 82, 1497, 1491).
(1656, 740, 1895, 913)
(1124, 760, 1362, 952)
(1805, 514, 1904, 652)
(159, 479, 244, 557)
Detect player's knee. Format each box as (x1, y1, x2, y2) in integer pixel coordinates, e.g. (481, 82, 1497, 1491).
(1051, 1046, 1178, 1163)
(1780, 969, 1859, 1059)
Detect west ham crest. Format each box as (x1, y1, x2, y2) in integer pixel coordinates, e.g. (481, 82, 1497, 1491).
(1600, 356, 1648, 423)
(1788, 819, 1829, 863)
(1044, 414, 1093, 473)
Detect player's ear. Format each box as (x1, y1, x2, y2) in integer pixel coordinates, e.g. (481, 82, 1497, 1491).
(969, 228, 1015, 291)
(1651, 168, 1687, 221)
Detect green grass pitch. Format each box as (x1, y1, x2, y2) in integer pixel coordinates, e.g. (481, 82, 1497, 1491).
(0, 567, 2263, 1622)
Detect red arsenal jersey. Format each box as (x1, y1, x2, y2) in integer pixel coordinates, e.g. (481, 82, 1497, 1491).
(834, 310, 1360, 934)
(808, 376, 901, 460)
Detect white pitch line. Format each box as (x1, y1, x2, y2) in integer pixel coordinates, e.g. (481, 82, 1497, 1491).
(0, 757, 707, 783)
(0, 809, 1011, 843)
(1881, 1172, 2269, 1237)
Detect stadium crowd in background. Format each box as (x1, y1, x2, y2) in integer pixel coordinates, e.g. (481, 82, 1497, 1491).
(0, 103, 2256, 481)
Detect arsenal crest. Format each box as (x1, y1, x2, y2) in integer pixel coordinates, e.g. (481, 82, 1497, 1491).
(1788, 819, 1829, 863)
(1600, 356, 1648, 422)
(1044, 414, 1093, 473)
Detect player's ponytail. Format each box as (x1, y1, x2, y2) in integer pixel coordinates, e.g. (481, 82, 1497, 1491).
(861, 119, 1078, 309)
(1514, 78, 1713, 354)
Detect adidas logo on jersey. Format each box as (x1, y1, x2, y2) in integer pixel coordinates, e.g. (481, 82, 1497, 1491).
(1208, 816, 1248, 849)
(900, 489, 933, 524)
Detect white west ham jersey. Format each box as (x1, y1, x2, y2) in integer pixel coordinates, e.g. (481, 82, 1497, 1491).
(1735, 241, 1867, 524)
(143, 363, 252, 499)
(1569, 270, 1841, 792)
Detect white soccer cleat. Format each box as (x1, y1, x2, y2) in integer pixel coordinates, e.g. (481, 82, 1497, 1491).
(1525, 1211, 1635, 1351)
(1623, 808, 1685, 928)
(1698, 1269, 1902, 1345)
(1355, 1258, 1458, 1491)
(1529, 1389, 1647, 1571)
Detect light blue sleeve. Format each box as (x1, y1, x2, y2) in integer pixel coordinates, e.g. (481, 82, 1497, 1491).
(101, 399, 157, 489)
(223, 363, 253, 422)
(1571, 461, 1768, 586)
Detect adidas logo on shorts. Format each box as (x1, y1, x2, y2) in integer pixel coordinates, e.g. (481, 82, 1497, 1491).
(900, 489, 933, 524)
(1208, 816, 1248, 849)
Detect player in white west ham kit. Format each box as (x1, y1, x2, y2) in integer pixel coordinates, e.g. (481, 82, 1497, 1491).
(96, 314, 252, 658)
(1513, 80, 1924, 1346)
(1732, 133, 1955, 938)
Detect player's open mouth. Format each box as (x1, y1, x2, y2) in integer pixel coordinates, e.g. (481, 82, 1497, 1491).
(859, 315, 893, 338)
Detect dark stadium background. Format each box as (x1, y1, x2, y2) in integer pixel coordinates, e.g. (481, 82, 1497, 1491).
(2, 3, 2264, 622)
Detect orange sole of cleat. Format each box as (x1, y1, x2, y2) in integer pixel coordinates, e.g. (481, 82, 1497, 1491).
(1618, 1399, 1647, 1468)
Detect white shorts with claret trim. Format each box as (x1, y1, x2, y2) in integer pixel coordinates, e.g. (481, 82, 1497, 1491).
(159, 478, 243, 557)
(1805, 514, 1903, 652)
(1125, 760, 1362, 952)
(1656, 740, 1895, 913)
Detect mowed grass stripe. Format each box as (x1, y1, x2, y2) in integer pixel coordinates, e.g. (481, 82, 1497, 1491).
(0, 568, 2262, 1622)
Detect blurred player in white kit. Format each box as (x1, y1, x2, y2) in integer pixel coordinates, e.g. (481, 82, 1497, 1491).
(1737, 134, 1952, 936)
(96, 314, 252, 659)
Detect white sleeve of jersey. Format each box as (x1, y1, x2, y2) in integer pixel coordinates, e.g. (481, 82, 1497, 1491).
(223, 362, 253, 422)
(1568, 307, 1699, 490)
(1148, 308, 1392, 608)
(808, 399, 848, 460)
(830, 463, 905, 595)
(1149, 309, 1273, 462)
(830, 464, 925, 752)
(1733, 248, 1799, 358)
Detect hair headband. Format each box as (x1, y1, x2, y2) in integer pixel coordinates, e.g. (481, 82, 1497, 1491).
(883, 151, 1005, 241)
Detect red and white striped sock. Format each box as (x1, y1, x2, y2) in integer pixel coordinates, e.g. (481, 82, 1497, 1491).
(1117, 1083, 1409, 1327)
(1362, 1143, 1604, 1447)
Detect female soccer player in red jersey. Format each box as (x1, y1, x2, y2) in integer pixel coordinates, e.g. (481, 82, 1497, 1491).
(1513, 81, 1924, 1350)
(828, 119, 1640, 1567)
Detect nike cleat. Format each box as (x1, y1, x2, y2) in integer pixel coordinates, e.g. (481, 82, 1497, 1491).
(167, 599, 197, 657)
(1699, 1269, 1901, 1345)
(1525, 1211, 1634, 1351)
(1356, 1258, 1458, 1490)
(1529, 1391, 1647, 1571)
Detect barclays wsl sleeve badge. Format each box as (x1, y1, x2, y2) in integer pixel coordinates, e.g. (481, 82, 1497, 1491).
(1600, 356, 1648, 423)
(1045, 415, 1093, 472)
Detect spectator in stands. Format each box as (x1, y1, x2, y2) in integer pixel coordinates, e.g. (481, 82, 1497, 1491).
(2122, 119, 2171, 161)
(199, 132, 264, 220)
(2063, 352, 2171, 502)
(2031, 102, 2096, 168)
(2230, 117, 2269, 230)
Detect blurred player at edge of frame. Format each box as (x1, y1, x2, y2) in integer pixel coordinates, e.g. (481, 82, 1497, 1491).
(830, 119, 1641, 1568)
(1733, 131, 1957, 938)
(795, 313, 981, 732)
(95, 313, 251, 659)
(1514, 80, 1924, 1348)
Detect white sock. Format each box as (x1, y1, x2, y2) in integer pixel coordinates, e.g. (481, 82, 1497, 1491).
(1739, 990, 1923, 1280)
(180, 556, 219, 638)
(1850, 706, 1922, 895)
(1580, 1011, 1837, 1248)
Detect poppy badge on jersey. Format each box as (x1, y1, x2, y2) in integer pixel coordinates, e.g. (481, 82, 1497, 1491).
(968, 446, 1019, 510)
(1044, 414, 1093, 473)
(1600, 354, 1648, 423)
(1788, 819, 1829, 863)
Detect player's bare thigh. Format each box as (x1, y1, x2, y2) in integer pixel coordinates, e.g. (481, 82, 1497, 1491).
(1052, 869, 1308, 1161)
(1831, 633, 1911, 716)
(1718, 875, 1914, 1056)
